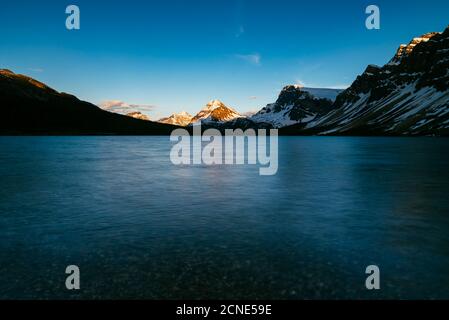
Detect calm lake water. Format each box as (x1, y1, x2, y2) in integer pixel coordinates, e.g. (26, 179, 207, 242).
(1, 136, 449, 299)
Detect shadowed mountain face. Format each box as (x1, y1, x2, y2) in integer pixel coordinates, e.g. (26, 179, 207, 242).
(281, 26, 449, 136)
(0, 69, 177, 135)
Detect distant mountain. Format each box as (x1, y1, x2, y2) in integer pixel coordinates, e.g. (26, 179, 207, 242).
(158, 111, 193, 126)
(126, 111, 150, 121)
(250, 85, 340, 128)
(282, 26, 449, 136)
(189, 100, 242, 124)
(158, 100, 243, 127)
(0, 69, 176, 135)
(166, 99, 273, 133)
(302, 87, 344, 101)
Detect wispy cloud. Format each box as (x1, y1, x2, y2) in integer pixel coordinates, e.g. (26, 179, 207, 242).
(28, 68, 44, 73)
(99, 100, 156, 116)
(248, 96, 258, 100)
(235, 25, 245, 38)
(235, 53, 261, 66)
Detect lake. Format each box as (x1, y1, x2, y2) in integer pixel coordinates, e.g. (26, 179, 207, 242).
(0, 136, 449, 299)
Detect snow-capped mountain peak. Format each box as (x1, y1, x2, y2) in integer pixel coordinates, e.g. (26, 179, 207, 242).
(203, 99, 228, 111)
(189, 100, 242, 124)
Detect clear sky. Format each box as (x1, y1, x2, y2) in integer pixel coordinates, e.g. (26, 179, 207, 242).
(1, 0, 448, 118)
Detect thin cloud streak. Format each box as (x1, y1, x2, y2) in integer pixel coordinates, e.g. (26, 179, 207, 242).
(235, 25, 245, 38)
(234, 53, 261, 66)
(28, 68, 44, 73)
(99, 100, 156, 116)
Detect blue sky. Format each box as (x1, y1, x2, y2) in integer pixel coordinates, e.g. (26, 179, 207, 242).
(1, 0, 448, 118)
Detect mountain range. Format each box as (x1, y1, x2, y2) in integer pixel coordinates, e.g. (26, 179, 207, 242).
(1, 25, 448, 136)
(159, 100, 242, 126)
(281, 27, 449, 136)
(156, 88, 341, 129)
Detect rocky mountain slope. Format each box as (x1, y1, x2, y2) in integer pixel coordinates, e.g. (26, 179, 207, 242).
(282, 26, 449, 136)
(0, 69, 176, 135)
